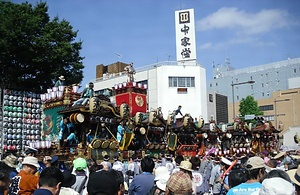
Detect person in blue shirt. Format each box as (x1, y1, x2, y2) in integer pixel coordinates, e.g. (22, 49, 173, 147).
(72, 82, 94, 106)
(117, 122, 125, 143)
(58, 117, 74, 154)
(173, 105, 183, 127)
(226, 156, 267, 195)
(117, 122, 130, 144)
(129, 156, 155, 195)
(86, 129, 94, 145)
(65, 130, 79, 146)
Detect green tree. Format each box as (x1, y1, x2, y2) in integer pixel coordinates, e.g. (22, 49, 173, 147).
(239, 95, 263, 122)
(0, 1, 84, 93)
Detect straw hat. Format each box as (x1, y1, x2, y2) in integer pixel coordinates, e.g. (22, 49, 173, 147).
(291, 155, 300, 160)
(179, 160, 193, 172)
(58, 75, 65, 80)
(287, 165, 300, 187)
(273, 151, 286, 159)
(2, 154, 17, 168)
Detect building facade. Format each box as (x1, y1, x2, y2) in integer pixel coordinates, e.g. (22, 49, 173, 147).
(92, 61, 208, 121)
(207, 57, 300, 135)
(209, 58, 300, 101)
(207, 92, 228, 124)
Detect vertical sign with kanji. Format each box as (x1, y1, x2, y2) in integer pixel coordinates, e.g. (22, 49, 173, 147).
(175, 9, 196, 62)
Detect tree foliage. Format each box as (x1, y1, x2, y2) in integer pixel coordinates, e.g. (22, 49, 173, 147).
(0, 1, 84, 93)
(239, 95, 263, 121)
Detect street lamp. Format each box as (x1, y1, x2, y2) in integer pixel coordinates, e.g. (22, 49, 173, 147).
(231, 80, 255, 120)
(274, 98, 290, 129)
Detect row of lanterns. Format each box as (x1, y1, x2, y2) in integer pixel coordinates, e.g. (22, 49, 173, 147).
(40, 85, 80, 102)
(41, 86, 65, 101)
(114, 82, 147, 90)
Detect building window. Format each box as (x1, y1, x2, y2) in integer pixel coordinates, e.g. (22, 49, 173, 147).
(237, 95, 239, 100)
(178, 77, 185, 87)
(210, 84, 212, 87)
(262, 92, 264, 96)
(209, 94, 213, 102)
(216, 83, 218, 86)
(250, 76, 253, 80)
(259, 105, 274, 111)
(251, 85, 253, 89)
(262, 83, 264, 87)
(294, 68, 297, 73)
(168, 77, 195, 87)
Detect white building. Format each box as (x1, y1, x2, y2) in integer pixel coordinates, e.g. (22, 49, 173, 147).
(93, 61, 208, 121)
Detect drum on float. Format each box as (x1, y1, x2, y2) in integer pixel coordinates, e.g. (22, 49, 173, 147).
(70, 113, 85, 124)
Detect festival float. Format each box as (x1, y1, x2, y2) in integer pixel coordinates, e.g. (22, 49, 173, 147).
(0, 69, 282, 161)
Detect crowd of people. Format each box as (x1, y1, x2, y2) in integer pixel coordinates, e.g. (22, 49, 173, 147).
(1, 147, 300, 195)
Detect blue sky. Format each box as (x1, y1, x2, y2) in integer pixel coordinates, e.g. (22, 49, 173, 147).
(12, 0, 300, 89)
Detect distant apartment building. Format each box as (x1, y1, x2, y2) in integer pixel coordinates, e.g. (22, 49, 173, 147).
(207, 57, 300, 129)
(207, 92, 228, 124)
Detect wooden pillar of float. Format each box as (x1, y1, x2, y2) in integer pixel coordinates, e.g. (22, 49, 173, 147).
(114, 82, 147, 117)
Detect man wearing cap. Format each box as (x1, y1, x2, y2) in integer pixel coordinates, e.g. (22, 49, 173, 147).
(218, 157, 233, 194)
(54, 75, 66, 87)
(25, 147, 38, 157)
(71, 158, 88, 194)
(72, 82, 94, 106)
(8, 156, 40, 195)
(226, 156, 267, 195)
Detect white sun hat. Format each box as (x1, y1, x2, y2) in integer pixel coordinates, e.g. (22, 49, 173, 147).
(154, 166, 170, 191)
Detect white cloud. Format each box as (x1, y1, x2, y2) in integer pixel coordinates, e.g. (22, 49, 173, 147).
(214, 36, 276, 50)
(196, 7, 294, 35)
(199, 42, 212, 50)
